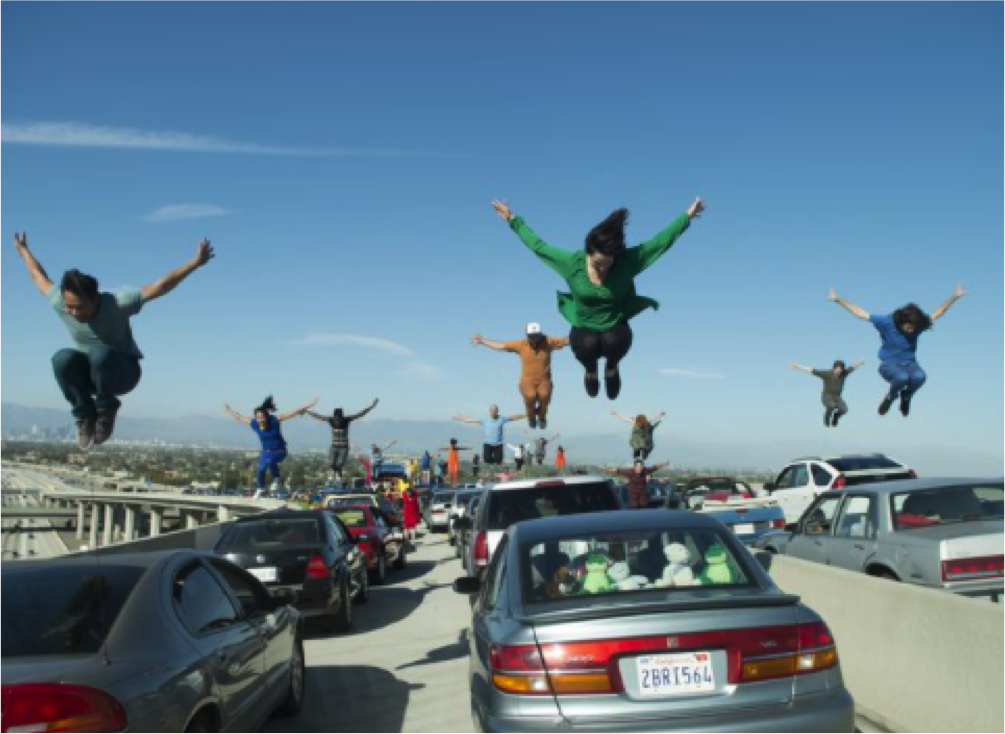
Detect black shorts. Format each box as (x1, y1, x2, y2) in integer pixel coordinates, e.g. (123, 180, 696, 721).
(483, 444, 504, 465)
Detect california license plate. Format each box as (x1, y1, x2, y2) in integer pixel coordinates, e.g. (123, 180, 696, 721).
(733, 523, 755, 535)
(636, 652, 715, 696)
(249, 567, 278, 583)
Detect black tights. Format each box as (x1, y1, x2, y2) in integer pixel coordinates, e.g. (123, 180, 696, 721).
(570, 323, 633, 375)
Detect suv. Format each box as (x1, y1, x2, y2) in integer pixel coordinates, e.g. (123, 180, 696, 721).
(765, 454, 916, 524)
(456, 475, 622, 579)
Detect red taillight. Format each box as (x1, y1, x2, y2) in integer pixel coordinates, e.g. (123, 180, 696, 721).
(473, 532, 489, 569)
(941, 556, 1004, 582)
(306, 555, 329, 579)
(832, 475, 847, 489)
(772, 518, 787, 528)
(1, 683, 127, 733)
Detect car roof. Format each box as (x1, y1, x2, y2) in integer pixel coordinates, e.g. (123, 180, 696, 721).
(819, 477, 1001, 497)
(487, 474, 612, 492)
(790, 453, 899, 464)
(509, 509, 722, 545)
(232, 509, 324, 522)
(2, 549, 208, 573)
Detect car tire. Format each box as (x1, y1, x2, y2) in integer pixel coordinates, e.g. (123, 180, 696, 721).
(329, 579, 353, 633)
(356, 569, 370, 604)
(275, 638, 306, 718)
(878, 571, 899, 581)
(184, 710, 217, 733)
(370, 555, 387, 586)
(394, 546, 407, 570)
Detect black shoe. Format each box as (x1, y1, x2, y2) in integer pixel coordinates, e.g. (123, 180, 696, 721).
(824, 410, 833, 427)
(94, 412, 117, 446)
(528, 416, 538, 429)
(584, 372, 600, 398)
(538, 417, 547, 430)
(75, 419, 96, 450)
(832, 412, 842, 427)
(900, 396, 911, 417)
(878, 396, 894, 416)
(604, 367, 622, 400)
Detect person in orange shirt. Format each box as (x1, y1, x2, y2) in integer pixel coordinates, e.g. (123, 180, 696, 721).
(438, 438, 471, 486)
(472, 323, 569, 429)
(555, 446, 567, 474)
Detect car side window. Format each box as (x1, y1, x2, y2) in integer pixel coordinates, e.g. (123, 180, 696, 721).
(774, 467, 795, 490)
(209, 560, 272, 618)
(174, 563, 240, 635)
(326, 514, 350, 546)
(812, 464, 833, 487)
(790, 464, 810, 488)
(481, 537, 509, 611)
(800, 496, 842, 535)
(834, 496, 876, 539)
(373, 512, 387, 529)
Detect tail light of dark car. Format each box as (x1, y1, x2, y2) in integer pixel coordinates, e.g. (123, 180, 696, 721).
(489, 622, 838, 696)
(306, 555, 329, 579)
(1, 683, 127, 733)
(473, 532, 489, 569)
(941, 556, 1004, 582)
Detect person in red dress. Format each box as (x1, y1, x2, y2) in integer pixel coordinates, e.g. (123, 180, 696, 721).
(401, 487, 420, 542)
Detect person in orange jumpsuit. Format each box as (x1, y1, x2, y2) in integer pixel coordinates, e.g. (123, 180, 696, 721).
(472, 323, 569, 429)
(555, 446, 567, 474)
(438, 438, 471, 486)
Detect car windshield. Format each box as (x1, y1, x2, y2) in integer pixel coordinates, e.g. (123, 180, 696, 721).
(216, 517, 320, 550)
(828, 456, 902, 471)
(892, 485, 1003, 530)
(523, 527, 755, 605)
(333, 509, 369, 528)
(2, 565, 144, 657)
(434, 492, 456, 505)
(329, 496, 376, 508)
(487, 482, 620, 531)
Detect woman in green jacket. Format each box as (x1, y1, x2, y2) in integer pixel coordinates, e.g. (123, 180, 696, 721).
(492, 198, 704, 399)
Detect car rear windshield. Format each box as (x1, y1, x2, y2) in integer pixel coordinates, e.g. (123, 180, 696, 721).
(333, 509, 369, 528)
(828, 456, 902, 472)
(486, 482, 620, 531)
(433, 492, 455, 505)
(329, 496, 376, 508)
(2, 565, 145, 657)
(523, 527, 755, 605)
(217, 517, 321, 550)
(892, 485, 1003, 530)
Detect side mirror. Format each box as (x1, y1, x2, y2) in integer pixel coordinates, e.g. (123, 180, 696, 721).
(271, 587, 298, 607)
(453, 577, 482, 595)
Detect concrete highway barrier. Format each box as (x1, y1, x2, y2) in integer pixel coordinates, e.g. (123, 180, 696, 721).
(764, 554, 1004, 734)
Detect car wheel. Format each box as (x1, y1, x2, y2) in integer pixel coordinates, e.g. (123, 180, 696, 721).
(330, 579, 353, 633)
(394, 546, 407, 570)
(184, 710, 218, 733)
(275, 638, 306, 717)
(878, 571, 899, 581)
(370, 554, 387, 586)
(356, 568, 370, 604)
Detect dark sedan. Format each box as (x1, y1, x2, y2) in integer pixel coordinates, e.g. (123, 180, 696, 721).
(2, 550, 304, 732)
(215, 510, 368, 633)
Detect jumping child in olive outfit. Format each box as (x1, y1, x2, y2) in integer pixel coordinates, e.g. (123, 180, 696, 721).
(830, 285, 965, 417)
(790, 360, 864, 427)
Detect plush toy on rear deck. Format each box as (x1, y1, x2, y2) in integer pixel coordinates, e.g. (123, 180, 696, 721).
(698, 544, 736, 585)
(545, 566, 576, 598)
(609, 561, 651, 591)
(580, 553, 615, 594)
(655, 542, 697, 588)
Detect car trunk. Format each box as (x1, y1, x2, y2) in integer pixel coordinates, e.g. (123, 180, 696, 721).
(221, 546, 319, 586)
(525, 592, 802, 726)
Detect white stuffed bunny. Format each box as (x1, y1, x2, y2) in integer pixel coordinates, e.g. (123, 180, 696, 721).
(609, 561, 651, 591)
(655, 542, 697, 588)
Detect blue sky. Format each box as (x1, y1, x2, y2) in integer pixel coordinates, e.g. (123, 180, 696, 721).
(2, 3, 1002, 467)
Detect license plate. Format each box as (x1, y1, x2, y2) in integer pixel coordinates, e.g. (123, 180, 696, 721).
(636, 652, 715, 696)
(248, 567, 278, 583)
(733, 523, 755, 535)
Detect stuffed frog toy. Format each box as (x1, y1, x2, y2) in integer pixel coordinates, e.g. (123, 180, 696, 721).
(698, 544, 736, 585)
(580, 553, 615, 594)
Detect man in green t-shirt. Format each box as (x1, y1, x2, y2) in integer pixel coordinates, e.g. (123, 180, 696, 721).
(791, 359, 864, 427)
(13, 232, 214, 448)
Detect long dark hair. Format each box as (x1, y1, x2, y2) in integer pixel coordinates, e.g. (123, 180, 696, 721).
(893, 303, 933, 334)
(585, 208, 629, 257)
(255, 396, 277, 417)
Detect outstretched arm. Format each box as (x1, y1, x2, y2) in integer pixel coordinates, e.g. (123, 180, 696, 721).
(631, 198, 704, 275)
(348, 398, 379, 421)
(493, 200, 576, 278)
(382, 440, 398, 452)
(141, 239, 215, 303)
(452, 415, 482, 425)
(508, 414, 527, 422)
(649, 410, 666, 424)
(224, 404, 251, 426)
(851, 360, 865, 371)
(13, 232, 55, 295)
(931, 284, 966, 322)
(472, 334, 513, 352)
(278, 398, 318, 422)
(790, 362, 814, 375)
(305, 410, 329, 422)
(829, 287, 870, 321)
(610, 410, 634, 425)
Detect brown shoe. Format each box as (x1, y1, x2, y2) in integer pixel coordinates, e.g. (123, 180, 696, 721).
(76, 419, 96, 450)
(94, 412, 117, 446)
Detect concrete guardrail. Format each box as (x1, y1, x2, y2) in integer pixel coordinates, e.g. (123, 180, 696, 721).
(764, 553, 1003, 734)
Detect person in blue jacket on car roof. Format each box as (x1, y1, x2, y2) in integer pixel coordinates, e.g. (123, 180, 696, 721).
(224, 395, 316, 493)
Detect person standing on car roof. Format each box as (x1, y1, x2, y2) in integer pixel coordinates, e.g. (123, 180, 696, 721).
(610, 460, 670, 509)
(14, 232, 215, 448)
(508, 441, 529, 472)
(370, 439, 398, 479)
(306, 398, 378, 480)
(420, 450, 432, 484)
(472, 325, 569, 429)
(224, 396, 317, 493)
(790, 361, 864, 427)
(532, 433, 561, 465)
(555, 445, 567, 474)
(611, 409, 666, 461)
(830, 285, 965, 417)
(452, 404, 527, 465)
(439, 438, 471, 486)
(491, 198, 705, 400)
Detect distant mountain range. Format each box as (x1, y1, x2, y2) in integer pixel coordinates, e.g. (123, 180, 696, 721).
(3, 402, 1002, 476)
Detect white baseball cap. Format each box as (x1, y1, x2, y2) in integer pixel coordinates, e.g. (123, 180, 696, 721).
(526, 322, 542, 335)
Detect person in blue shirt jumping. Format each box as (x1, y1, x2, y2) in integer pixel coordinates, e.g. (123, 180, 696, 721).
(224, 396, 317, 492)
(829, 285, 965, 417)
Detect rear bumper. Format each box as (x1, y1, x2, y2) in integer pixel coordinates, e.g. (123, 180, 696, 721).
(479, 689, 855, 733)
(273, 581, 335, 618)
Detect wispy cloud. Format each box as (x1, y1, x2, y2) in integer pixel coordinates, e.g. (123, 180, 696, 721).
(1, 121, 442, 157)
(290, 333, 415, 356)
(658, 368, 726, 380)
(401, 361, 443, 380)
(144, 203, 234, 222)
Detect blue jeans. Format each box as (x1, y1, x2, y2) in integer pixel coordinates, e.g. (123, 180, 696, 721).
(879, 360, 927, 401)
(257, 448, 288, 488)
(52, 347, 142, 420)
